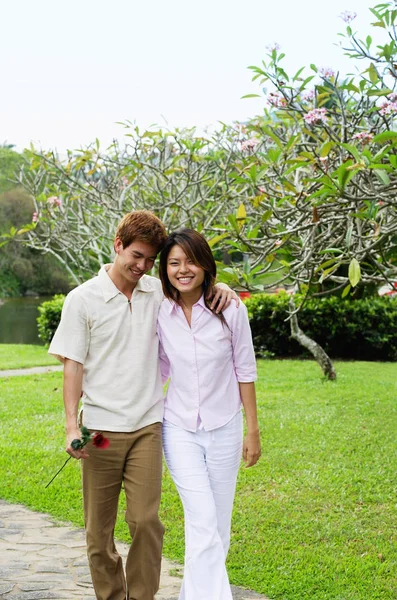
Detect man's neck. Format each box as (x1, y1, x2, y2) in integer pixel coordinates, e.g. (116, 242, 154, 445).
(107, 264, 137, 300)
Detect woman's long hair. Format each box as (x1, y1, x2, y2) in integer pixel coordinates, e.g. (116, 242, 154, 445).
(159, 228, 226, 323)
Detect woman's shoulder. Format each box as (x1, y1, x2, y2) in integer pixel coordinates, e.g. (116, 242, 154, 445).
(159, 297, 175, 318)
(222, 298, 248, 317)
(221, 298, 248, 327)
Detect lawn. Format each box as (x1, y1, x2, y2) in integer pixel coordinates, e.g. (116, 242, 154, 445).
(0, 359, 396, 599)
(0, 343, 58, 369)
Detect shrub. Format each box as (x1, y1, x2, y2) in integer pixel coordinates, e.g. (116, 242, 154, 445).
(37, 291, 397, 360)
(37, 295, 65, 346)
(245, 292, 397, 361)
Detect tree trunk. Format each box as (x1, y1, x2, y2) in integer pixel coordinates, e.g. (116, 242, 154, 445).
(288, 299, 336, 380)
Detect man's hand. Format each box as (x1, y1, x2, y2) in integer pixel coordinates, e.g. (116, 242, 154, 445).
(210, 283, 240, 313)
(66, 427, 89, 460)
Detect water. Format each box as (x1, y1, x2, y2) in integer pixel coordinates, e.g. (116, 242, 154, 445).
(0, 297, 50, 345)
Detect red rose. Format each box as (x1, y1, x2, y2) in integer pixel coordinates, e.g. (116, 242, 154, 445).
(92, 433, 110, 449)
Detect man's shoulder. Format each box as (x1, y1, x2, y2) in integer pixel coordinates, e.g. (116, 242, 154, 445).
(141, 275, 163, 294)
(65, 275, 101, 306)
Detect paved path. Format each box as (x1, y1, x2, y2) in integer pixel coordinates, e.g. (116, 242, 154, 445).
(0, 501, 266, 600)
(0, 366, 267, 600)
(0, 365, 63, 378)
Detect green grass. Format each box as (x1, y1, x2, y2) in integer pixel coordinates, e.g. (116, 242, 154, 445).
(0, 344, 58, 369)
(0, 361, 396, 599)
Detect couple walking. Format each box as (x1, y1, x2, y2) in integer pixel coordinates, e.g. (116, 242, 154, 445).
(49, 210, 261, 600)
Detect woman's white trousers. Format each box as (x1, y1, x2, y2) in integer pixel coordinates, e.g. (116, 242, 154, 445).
(162, 411, 243, 600)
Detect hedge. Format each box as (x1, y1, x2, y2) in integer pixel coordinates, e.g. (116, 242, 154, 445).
(37, 291, 397, 361)
(37, 295, 66, 346)
(245, 292, 397, 361)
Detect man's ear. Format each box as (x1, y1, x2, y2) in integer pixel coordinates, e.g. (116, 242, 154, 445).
(114, 237, 123, 254)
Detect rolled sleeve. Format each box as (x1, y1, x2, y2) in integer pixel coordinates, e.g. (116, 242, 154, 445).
(226, 302, 257, 382)
(48, 291, 90, 364)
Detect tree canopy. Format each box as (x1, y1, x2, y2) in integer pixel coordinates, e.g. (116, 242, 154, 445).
(5, 1, 397, 299)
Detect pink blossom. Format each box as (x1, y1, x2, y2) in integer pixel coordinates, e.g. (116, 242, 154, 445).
(379, 100, 397, 116)
(121, 176, 129, 187)
(47, 196, 62, 207)
(302, 89, 315, 102)
(319, 156, 329, 171)
(266, 42, 281, 53)
(378, 200, 384, 206)
(320, 67, 335, 79)
(258, 186, 266, 193)
(234, 122, 247, 135)
(267, 91, 287, 108)
(32, 212, 38, 222)
(241, 138, 260, 152)
(339, 10, 357, 23)
(303, 108, 328, 125)
(352, 131, 373, 144)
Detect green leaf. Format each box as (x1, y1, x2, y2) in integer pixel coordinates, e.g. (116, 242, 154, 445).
(227, 214, 239, 232)
(367, 88, 393, 96)
(340, 143, 361, 162)
(348, 258, 361, 288)
(310, 63, 318, 73)
(208, 233, 228, 248)
(319, 248, 343, 255)
(342, 284, 351, 298)
(315, 258, 339, 273)
(241, 94, 261, 99)
(293, 66, 305, 81)
(389, 155, 397, 168)
(262, 127, 283, 149)
(236, 203, 247, 223)
(319, 264, 339, 283)
(299, 76, 315, 90)
(373, 131, 397, 143)
(345, 225, 353, 248)
(371, 20, 386, 28)
(262, 210, 273, 222)
(368, 63, 379, 84)
(374, 169, 391, 185)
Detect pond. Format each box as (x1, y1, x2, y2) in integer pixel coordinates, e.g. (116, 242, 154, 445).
(0, 297, 50, 345)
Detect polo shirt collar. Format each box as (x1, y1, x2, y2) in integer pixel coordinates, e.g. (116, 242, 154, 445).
(98, 264, 155, 303)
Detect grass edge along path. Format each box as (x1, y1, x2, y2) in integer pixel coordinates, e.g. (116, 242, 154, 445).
(0, 359, 396, 599)
(0, 343, 58, 370)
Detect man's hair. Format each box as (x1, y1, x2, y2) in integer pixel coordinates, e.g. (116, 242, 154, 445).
(115, 210, 167, 252)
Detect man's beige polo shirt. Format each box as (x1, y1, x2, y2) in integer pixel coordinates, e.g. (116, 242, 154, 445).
(49, 265, 164, 432)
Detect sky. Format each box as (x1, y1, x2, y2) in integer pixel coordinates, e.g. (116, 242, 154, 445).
(1, 0, 380, 152)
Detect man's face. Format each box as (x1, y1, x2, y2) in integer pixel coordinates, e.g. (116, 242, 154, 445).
(114, 238, 158, 283)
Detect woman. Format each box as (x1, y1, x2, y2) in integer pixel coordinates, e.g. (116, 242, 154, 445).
(157, 228, 261, 600)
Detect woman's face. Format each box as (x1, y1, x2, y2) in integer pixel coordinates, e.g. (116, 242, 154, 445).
(167, 244, 205, 297)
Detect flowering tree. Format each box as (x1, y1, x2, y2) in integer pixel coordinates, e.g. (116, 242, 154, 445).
(4, 1, 397, 377)
(216, 2, 397, 302)
(10, 128, 252, 284)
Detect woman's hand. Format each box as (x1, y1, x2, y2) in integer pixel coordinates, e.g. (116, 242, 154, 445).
(243, 430, 261, 468)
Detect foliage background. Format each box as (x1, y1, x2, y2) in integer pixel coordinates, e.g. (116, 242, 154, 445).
(0, 146, 71, 297)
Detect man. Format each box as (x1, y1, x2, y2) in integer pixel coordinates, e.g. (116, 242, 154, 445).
(49, 210, 235, 600)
